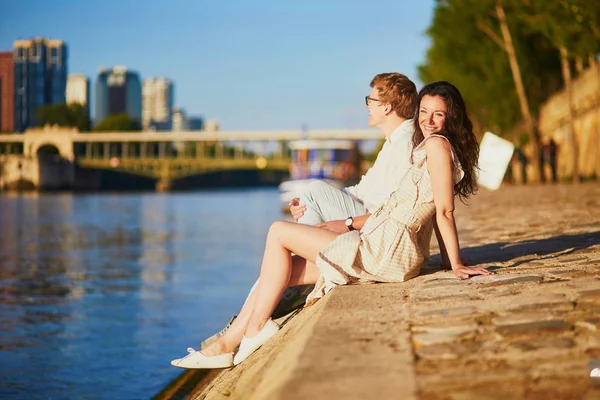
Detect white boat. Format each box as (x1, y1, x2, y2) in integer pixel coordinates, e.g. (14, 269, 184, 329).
(279, 139, 360, 208)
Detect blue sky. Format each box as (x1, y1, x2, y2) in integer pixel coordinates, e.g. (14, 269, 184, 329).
(0, 0, 434, 130)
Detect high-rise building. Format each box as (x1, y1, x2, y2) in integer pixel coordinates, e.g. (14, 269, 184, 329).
(187, 117, 204, 130)
(204, 119, 220, 131)
(66, 74, 90, 108)
(13, 38, 67, 132)
(0, 52, 14, 132)
(95, 66, 141, 126)
(142, 78, 173, 131)
(172, 108, 186, 131)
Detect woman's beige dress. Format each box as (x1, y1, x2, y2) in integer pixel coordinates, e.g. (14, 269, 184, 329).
(307, 134, 464, 304)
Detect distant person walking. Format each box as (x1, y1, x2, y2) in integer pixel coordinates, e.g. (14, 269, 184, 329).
(514, 147, 528, 184)
(547, 138, 558, 183)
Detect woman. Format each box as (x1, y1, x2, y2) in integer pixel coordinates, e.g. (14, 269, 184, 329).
(170, 81, 492, 369)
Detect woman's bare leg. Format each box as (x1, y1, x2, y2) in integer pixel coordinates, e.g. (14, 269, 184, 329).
(201, 288, 258, 356)
(245, 221, 340, 337)
(202, 253, 322, 356)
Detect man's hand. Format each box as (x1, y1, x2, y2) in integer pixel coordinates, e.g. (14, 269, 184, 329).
(289, 198, 306, 222)
(315, 220, 349, 234)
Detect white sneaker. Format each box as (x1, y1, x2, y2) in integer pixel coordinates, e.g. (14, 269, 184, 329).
(171, 347, 234, 369)
(233, 319, 280, 366)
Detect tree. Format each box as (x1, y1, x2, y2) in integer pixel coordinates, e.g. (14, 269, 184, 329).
(419, 0, 565, 182)
(94, 114, 141, 132)
(517, 0, 600, 181)
(35, 103, 91, 132)
(474, 0, 543, 181)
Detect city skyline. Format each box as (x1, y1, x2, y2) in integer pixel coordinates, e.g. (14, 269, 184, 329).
(0, 0, 435, 130)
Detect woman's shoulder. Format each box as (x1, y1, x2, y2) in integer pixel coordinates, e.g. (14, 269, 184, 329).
(423, 135, 452, 155)
(423, 135, 465, 183)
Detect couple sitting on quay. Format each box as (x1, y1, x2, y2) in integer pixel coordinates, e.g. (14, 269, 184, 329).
(171, 73, 492, 369)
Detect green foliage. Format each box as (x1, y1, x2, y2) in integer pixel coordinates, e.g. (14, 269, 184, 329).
(35, 103, 91, 132)
(94, 114, 141, 132)
(518, 0, 600, 58)
(419, 0, 598, 140)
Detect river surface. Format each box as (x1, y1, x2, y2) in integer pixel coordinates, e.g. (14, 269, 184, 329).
(0, 188, 287, 399)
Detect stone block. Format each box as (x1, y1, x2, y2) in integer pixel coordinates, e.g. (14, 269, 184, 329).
(495, 320, 572, 338)
(575, 318, 600, 332)
(413, 306, 480, 320)
(415, 341, 481, 361)
(577, 289, 600, 304)
(485, 275, 543, 287)
(508, 336, 575, 351)
(412, 324, 479, 347)
(492, 312, 566, 326)
(499, 293, 574, 314)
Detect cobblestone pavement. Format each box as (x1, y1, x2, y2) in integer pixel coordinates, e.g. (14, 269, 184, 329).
(413, 182, 600, 399)
(186, 183, 600, 400)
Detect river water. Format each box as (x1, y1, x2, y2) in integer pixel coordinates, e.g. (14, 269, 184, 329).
(0, 188, 287, 399)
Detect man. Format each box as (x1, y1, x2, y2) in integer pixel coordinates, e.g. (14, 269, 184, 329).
(200, 73, 418, 349)
(290, 72, 418, 232)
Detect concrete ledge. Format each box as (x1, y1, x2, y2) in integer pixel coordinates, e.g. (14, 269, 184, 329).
(183, 184, 600, 399)
(189, 261, 600, 399)
(190, 282, 419, 400)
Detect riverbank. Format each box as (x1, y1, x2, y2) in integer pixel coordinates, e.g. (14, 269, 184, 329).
(171, 183, 600, 399)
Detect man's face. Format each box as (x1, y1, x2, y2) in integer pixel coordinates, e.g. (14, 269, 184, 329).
(365, 87, 387, 127)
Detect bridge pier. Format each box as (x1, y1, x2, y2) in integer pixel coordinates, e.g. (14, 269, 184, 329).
(156, 163, 171, 192)
(156, 177, 171, 192)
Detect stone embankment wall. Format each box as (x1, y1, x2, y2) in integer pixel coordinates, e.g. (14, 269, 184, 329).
(165, 183, 600, 400)
(538, 63, 600, 179)
(0, 155, 74, 190)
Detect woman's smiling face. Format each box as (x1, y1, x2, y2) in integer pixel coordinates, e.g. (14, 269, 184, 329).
(419, 95, 447, 137)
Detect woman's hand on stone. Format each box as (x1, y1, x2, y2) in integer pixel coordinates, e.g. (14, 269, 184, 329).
(451, 264, 493, 279)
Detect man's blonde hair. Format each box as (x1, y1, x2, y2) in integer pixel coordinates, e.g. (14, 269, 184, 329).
(370, 73, 417, 119)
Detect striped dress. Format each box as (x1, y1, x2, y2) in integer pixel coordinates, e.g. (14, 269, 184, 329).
(306, 134, 464, 304)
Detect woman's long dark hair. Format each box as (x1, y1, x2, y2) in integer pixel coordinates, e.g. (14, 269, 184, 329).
(412, 81, 479, 202)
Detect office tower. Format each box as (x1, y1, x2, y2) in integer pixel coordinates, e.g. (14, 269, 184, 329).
(13, 38, 68, 132)
(187, 117, 204, 130)
(0, 52, 14, 132)
(204, 119, 219, 131)
(66, 74, 90, 108)
(142, 78, 173, 131)
(95, 66, 142, 125)
(171, 110, 205, 132)
(172, 108, 186, 131)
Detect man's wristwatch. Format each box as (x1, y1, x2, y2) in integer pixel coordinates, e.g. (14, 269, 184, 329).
(345, 216, 356, 231)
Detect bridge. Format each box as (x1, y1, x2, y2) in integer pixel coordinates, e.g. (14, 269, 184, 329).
(0, 126, 382, 191)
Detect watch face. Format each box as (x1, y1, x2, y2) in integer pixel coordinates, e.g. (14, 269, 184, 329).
(345, 218, 352, 226)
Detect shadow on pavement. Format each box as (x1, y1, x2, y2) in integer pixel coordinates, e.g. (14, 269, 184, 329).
(151, 369, 219, 400)
(455, 230, 600, 268)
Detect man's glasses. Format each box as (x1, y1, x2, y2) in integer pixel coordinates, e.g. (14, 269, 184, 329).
(365, 96, 380, 106)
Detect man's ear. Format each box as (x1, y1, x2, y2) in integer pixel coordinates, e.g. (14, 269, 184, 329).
(384, 104, 393, 116)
